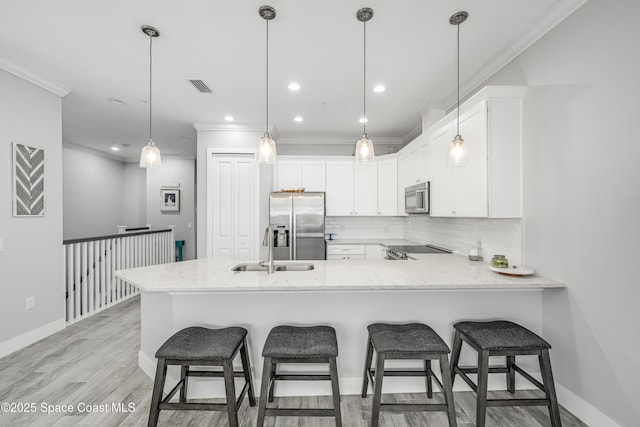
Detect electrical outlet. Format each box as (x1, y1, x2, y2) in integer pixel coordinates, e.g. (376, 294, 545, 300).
(26, 296, 35, 310)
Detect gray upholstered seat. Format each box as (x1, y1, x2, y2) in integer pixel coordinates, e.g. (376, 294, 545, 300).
(367, 323, 450, 356)
(454, 321, 551, 351)
(155, 326, 247, 361)
(262, 325, 338, 358)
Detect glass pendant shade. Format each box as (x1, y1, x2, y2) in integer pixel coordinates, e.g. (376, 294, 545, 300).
(257, 134, 276, 164)
(140, 140, 162, 168)
(448, 134, 466, 165)
(355, 135, 375, 165)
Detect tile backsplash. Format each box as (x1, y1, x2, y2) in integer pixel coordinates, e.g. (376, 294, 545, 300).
(404, 215, 522, 265)
(325, 216, 404, 240)
(326, 215, 523, 265)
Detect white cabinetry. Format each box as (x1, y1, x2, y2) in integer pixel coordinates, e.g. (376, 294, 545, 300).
(326, 244, 365, 260)
(365, 244, 385, 260)
(376, 157, 398, 215)
(275, 158, 325, 192)
(427, 86, 526, 218)
(326, 161, 355, 216)
(326, 155, 398, 217)
(354, 164, 378, 215)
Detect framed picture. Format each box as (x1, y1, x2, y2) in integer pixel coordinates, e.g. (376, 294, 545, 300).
(13, 142, 45, 217)
(160, 189, 180, 212)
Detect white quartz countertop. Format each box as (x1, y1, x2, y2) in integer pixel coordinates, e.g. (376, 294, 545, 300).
(115, 254, 565, 293)
(325, 239, 417, 246)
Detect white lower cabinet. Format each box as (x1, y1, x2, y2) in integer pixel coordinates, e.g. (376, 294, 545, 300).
(326, 244, 365, 260)
(365, 245, 385, 260)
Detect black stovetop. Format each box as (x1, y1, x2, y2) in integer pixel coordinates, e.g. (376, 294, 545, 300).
(387, 244, 452, 254)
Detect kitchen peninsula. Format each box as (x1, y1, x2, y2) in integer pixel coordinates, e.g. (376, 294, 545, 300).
(116, 254, 564, 398)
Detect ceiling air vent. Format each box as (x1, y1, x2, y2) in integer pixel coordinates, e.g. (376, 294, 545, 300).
(188, 79, 212, 93)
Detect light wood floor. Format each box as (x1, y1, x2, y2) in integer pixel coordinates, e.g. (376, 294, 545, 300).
(0, 296, 587, 427)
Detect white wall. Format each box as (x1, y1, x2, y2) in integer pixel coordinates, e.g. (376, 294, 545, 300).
(481, 0, 640, 425)
(0, 69, 65, 354)
(123, 162, 146, 227)
(146, 159, 196, 261)
(62, 146, 124, 239)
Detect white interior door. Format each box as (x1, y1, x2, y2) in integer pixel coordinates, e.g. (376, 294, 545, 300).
(210, 154, 256, 261)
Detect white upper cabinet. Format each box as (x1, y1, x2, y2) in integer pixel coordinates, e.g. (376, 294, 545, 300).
(324, 156, 398, 217)
(354, 163, 378, 215)
(326, 160, 355, 216)
(425, 86, 526, 218)
(377, 157, 398, 215)
(301, 160, 326, 191)
(275, 158, 325, 192)
(275, 160, 302, 191)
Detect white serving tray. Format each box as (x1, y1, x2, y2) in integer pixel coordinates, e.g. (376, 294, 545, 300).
(490, 265, 535, 276)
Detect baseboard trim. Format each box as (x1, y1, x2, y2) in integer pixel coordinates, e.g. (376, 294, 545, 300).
(0, 317, 66, 359)
(556, 383, 621, 427)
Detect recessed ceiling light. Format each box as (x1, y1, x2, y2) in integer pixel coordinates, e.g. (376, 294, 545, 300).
(224, 115, 235, 122)
(373, 85, 386, 93)
(108, 98, 126, 105)
(359, 117, 368, 123)
(111, 143, 120, 151)
(288, 82, 301, 91)
(179, 136, 191, 141)
(294, 116, 303, 122)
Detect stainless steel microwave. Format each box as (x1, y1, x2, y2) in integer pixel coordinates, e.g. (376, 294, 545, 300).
(405, 182, 430, 214)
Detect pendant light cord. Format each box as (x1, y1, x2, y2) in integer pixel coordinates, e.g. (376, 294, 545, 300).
(265, 19, 269, 136)
(363, 20, 367, 137)
(149, 34, 153, 143)
(456, 22, 460, 136)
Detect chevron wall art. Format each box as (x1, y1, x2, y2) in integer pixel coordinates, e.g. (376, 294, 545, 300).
(13, 142, 45, 217)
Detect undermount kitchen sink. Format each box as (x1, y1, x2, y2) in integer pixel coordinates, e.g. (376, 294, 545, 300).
(231, 262, 315, 272)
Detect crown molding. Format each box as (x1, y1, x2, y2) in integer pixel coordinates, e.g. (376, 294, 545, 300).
(0, 58, 70, 97)
(444, 0, 589, 110)
(277, 136, 404, 146)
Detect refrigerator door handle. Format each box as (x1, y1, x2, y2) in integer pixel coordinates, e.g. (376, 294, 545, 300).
(295, 232, 325, 238)
(292, 209, 297, 260)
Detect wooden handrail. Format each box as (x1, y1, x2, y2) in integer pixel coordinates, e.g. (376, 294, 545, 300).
(63, 228, 172, 245)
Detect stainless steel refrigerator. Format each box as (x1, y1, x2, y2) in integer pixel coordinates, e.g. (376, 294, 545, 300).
(269, 192, 326, 260)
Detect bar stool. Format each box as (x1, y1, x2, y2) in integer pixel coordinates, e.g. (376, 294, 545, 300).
(361, 323, 457, 427)
(256, 325, 342, 427)
(148, 326, 255, 427)
(450, 320, 562, 427)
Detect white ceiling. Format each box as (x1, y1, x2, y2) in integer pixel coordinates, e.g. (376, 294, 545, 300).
(0, 0, 587, 161)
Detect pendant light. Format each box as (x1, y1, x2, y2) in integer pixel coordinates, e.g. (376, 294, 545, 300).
(449, 11, 468, 166)
(139, 25, 162, 168)
(257, 5, 277, 164)
(355, 7, 375, 165)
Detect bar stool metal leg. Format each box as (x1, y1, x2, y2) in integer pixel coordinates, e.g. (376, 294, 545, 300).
(440, 354, 458, 427)
(256, 357, 272, 427)
(540, 349, 562, 427)
(222, 359, 239, 427)
(506, 355, 516, 394)
(450, 330, 463, 385)
(239, 338, 256, 406)
(179, 366, 188, 403)
(329, 357, 343, 427)
(425, 360, 433, 398)
(371, 353, 386, 427)
(476, 351, 490, 427)
(267, 361, 277, 402)
(148, 358, 167, 427)
(361, 335, 374, 397)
